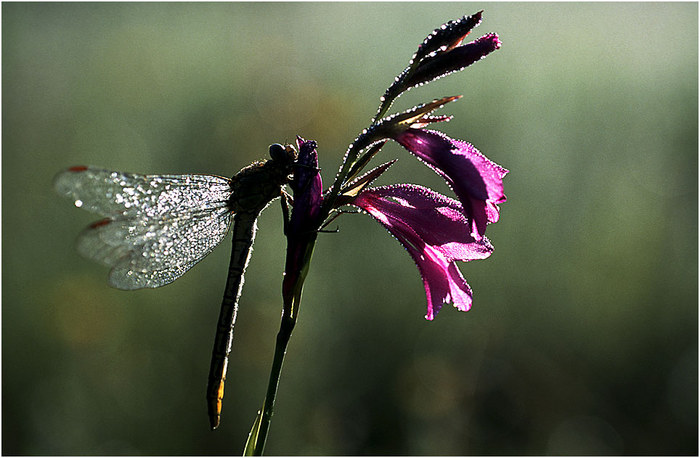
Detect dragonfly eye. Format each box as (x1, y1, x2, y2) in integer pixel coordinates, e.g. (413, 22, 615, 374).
(269, 143, 286, 161)
(269, 143, 297, 164)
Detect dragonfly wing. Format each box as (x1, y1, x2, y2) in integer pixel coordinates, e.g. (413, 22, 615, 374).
(54, 166, 232, 218)
(76, 206, 234, 290)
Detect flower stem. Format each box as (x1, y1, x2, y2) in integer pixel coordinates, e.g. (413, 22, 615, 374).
(252, 312, 296, 455)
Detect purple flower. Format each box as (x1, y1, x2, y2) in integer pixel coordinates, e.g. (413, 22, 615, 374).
(298, 12, 506, 320)
(354, 95, 508, 241)
(392, 128, 508, 240)
(289, 136, 323, 235)
(351, 184, 494, 320)
(282, 137, 323, 306)
(334, 100, 508, 318)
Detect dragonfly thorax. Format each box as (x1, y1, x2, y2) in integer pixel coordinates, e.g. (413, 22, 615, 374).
(227, 144, 297, 214)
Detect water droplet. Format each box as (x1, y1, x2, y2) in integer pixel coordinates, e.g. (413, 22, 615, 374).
(74, 199, 83, 208)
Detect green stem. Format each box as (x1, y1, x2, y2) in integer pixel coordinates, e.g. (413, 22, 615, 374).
(373, 56, 423, 123)
(253, 312, 296, 455)
(251, 236, 312, 455)
(373, 94, 393, 124)
(321, 128, 389, 221)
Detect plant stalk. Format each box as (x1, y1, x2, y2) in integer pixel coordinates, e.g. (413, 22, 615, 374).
(252, 311, 296, 455)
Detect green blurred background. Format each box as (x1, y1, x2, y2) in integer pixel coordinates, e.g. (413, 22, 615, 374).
(3, 2, 697, 455)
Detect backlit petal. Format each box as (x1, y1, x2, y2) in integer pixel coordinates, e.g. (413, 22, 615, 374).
(352, 184, 493, 320)
(394, 128, 508, 239)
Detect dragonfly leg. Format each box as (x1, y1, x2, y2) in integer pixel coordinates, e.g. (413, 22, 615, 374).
(280, 190, 293, 236)
(319, 208, 361, 232)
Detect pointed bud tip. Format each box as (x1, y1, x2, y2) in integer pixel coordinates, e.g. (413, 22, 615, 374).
(485, 33, 501, 50)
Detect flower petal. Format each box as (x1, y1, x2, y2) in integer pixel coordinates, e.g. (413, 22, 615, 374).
(283, 138, 323, 303)
(352, 184, 493, 320)
(290, 137, 323, 234)
(417, 247, 473, 320)
(393, 128, 508, 239)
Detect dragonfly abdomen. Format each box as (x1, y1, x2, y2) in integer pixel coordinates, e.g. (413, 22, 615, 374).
(208, 144, 297, 430)
(207, 211, 259, 430)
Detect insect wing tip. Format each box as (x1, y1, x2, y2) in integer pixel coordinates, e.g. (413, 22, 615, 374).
(53, 166, 91, 200)
(88, 218, 112, 229)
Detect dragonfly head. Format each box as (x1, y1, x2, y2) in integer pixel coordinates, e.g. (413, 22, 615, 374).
(268, 143, 298, 184)
(269, 143, 297, 166)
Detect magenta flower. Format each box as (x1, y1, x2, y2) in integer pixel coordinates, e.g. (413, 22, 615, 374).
(352, 96, 508, 241)
(317, 11, 506, 320)
(336, 112, 508, 318)
(393, 128, 508, 240)
(282, 137, 323, 306)
(289, 137, 323, 236)
(351, 184, 494, 320)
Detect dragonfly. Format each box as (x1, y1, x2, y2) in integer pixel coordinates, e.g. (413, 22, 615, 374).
(54, 143, 298, 430)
